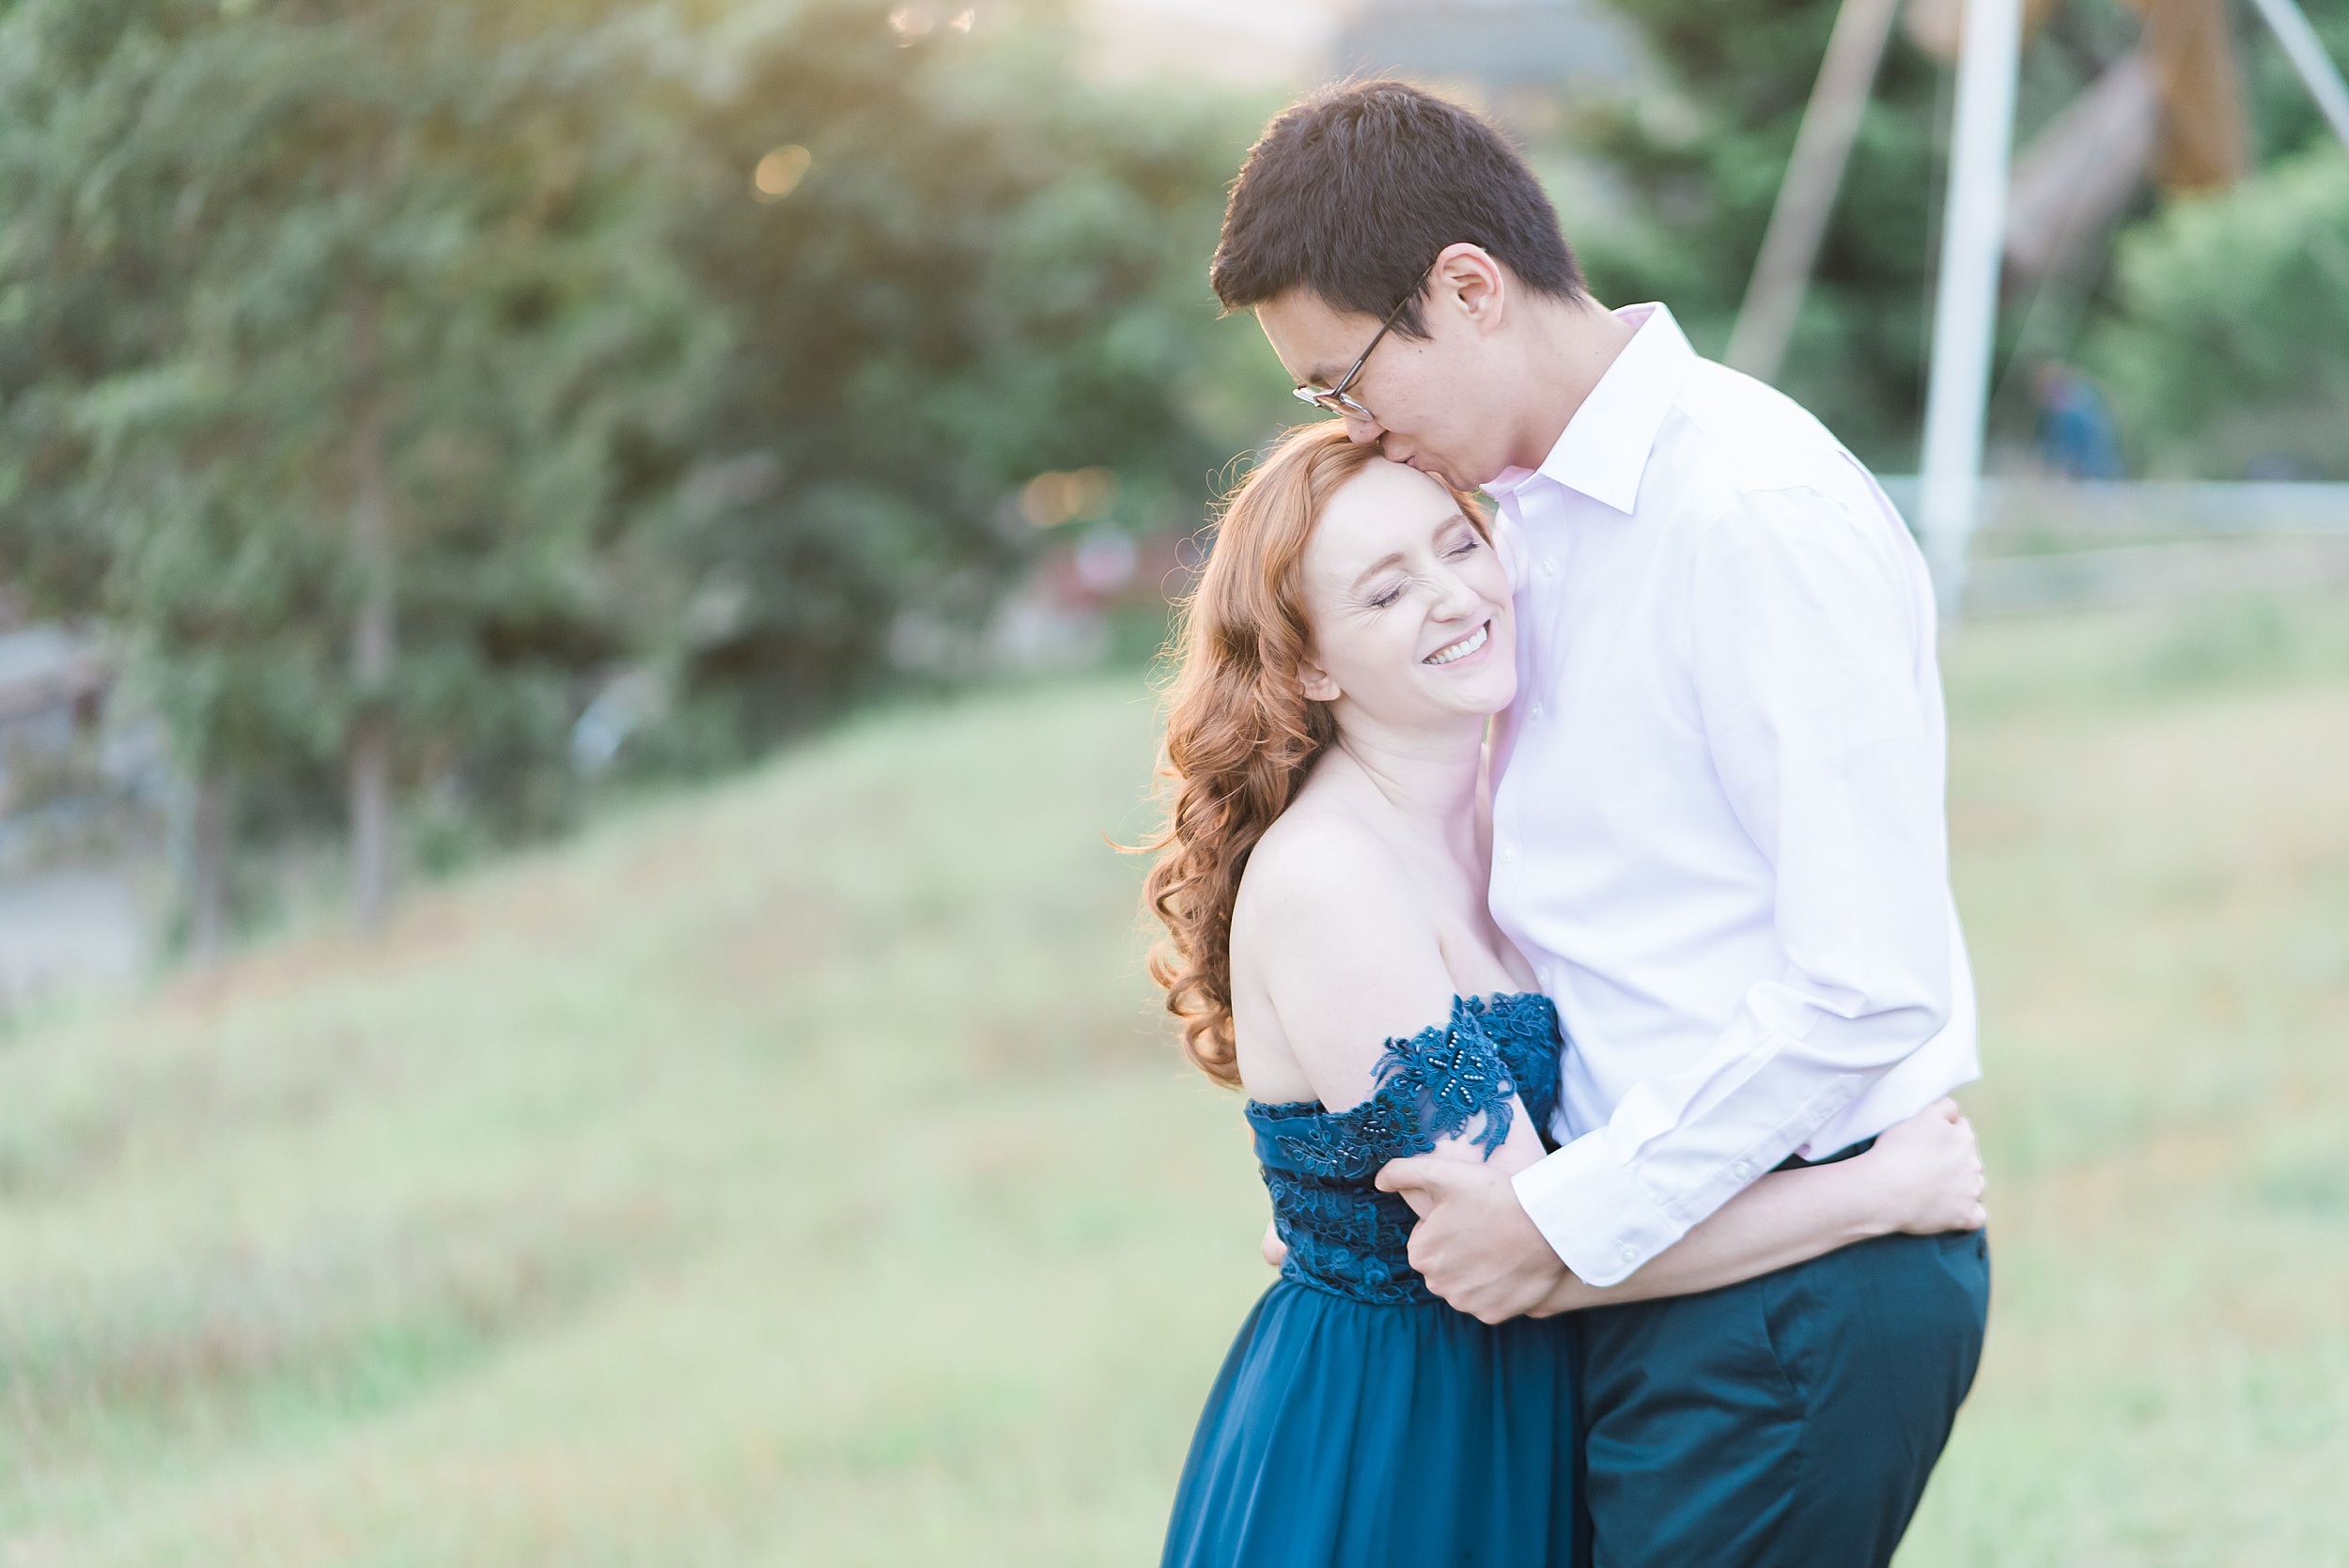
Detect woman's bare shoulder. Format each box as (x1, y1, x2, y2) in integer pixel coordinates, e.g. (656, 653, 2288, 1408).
(1235, 797, 1417, 942)
(1231, 798, 1455, 1088)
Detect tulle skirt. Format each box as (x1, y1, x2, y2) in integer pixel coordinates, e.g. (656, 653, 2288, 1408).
(1160, 1279, 1580, 1568)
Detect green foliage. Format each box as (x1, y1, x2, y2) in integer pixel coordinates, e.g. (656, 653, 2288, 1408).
(0, 0, 1283, 903)
(643, 4, 1276, 743)
(1560, 0, 1956, 467)
(1563, 0, 2349, 473)
(2086, 147, 2349, 480)
(0, 0, 709, 851)
(2245, 3, 2349, 166)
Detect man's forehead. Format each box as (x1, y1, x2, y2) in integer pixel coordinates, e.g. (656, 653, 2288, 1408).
(1256, 290, 1372, 380)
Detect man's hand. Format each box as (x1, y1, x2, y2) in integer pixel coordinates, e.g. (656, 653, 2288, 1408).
(1377, 1156, 1567, 1324)
(1261, 1219, 1288, 1269)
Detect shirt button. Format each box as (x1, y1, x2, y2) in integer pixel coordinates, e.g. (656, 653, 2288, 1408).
(1540, 556, 1559, 578)
(1529, 702, 1543, 720)
(1617, 1240, 1639, 1263)
(1498, 842, 1518, 863)
(1732, 1159, 1753, 1181)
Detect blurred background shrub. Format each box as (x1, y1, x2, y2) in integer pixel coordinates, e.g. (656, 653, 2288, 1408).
(1558, 0, 1952, 463)
(0, 0, 717, 939)
(2086, 145, 2349, 480)
(0, 0, 1287, 942)
(1, 0, 2345, 951)
(1566, 0, 2349, 474)
(641, 2, 1280, 753)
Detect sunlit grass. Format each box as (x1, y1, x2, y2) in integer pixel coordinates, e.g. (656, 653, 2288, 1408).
(1903, 592, 2349, 1568)
(2, 592, 2346, 1565)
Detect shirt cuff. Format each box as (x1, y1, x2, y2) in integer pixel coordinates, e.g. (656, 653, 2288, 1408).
(1510, 1129, 1687, 1288)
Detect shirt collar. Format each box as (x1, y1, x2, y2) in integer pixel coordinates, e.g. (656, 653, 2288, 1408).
(1486, 302, 1698, 518)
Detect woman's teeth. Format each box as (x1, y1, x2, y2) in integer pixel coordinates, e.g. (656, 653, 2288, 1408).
(1423, 622, 1489, 666)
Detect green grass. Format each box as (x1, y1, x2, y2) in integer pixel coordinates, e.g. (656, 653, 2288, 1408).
(3, 591, 2347, 1565)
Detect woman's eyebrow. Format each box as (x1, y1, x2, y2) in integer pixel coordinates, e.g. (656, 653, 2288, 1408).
(1348, 551, 1406, 591)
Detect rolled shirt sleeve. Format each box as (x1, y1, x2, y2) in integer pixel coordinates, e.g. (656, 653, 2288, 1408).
(1511, 483, 1954, 1287)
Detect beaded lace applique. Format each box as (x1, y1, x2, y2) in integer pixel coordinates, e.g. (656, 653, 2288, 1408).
(1246, 993, 1565, 1306)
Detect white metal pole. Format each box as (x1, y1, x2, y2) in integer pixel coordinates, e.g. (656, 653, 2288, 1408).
(2246, 0, 2349, 154)
(1917, 0, 2026, 621)
(1726, 0, 1904, 383)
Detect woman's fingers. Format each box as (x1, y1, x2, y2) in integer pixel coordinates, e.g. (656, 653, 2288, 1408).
(1867, 1097, 1995, 1235)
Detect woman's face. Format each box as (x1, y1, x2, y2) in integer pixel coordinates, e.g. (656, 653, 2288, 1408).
(1296, 458, 1517, 728)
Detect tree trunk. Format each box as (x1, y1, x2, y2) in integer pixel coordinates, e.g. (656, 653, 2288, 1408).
(190, 773, 231, 965)
(348, 283, 397, 936)
(2138, 0, 2247, 194)
(1723, 0, 1902, 383)
(349, 707, 391, 929)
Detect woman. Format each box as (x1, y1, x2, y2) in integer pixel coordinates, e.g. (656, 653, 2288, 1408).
(1143, 422, 1987, 1567)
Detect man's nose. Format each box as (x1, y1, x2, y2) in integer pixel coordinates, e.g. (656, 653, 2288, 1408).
(1343, 409, 1383, 444)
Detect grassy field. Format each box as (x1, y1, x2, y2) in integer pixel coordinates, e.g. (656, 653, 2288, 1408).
(2, 590, 2346, 1566)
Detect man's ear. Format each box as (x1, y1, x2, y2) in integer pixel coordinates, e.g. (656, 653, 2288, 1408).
(1429, 242, 1507, 337)
(1297, 653, 1341, 704)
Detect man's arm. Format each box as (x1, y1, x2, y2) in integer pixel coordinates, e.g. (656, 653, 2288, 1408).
(1510, 481, 1956, 1286)
(1383, 1094, 1983, 1322)
(1528, 1096, 1986, 1312)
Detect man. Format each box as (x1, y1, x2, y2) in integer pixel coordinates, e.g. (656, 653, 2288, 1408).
(1210, 81, 1988, 1567)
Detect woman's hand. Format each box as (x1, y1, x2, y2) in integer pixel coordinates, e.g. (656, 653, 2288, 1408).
(1262, 1219, 1288, 1269)
(1859, 1097, 1988, 1235)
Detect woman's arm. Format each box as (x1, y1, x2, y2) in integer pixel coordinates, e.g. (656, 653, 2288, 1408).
(1526, 1098, 1986, 1315)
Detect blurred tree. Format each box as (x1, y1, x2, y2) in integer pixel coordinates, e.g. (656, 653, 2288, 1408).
(1567, 0, 2349, 475)
(2087, 146, 2349, 479)
(2077, 8, 2349, 481)
(1561, 0, 1958, 468)
(0, 0, 709, 940)
(639, 1, 1279, 747)
(2244, 1, 2349, 165)
(0, 0, 1283, 947)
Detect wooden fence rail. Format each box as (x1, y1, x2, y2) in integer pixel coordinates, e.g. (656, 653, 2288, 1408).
(1874, 477, 2349, 614)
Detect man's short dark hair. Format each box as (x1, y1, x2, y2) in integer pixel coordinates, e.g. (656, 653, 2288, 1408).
(1210, 80, 1585, 337)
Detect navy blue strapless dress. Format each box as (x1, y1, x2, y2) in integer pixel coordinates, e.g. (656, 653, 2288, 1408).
(1160, 993, 1580, 1568)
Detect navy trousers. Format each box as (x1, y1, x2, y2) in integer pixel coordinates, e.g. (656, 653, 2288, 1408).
(1574, 1226, 1990, 1568)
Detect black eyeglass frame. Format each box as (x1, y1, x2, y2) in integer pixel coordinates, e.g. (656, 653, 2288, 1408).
(1291, 272, 1430, 420)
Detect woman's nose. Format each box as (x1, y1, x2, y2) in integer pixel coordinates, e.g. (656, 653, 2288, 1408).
(1429, 570, 1482, 621)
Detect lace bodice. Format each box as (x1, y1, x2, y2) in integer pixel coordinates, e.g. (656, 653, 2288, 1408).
(1246, 992, 1566, 1307)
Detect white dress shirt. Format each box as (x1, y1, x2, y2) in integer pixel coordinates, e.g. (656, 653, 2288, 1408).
(1486, 303, 1979, 1288)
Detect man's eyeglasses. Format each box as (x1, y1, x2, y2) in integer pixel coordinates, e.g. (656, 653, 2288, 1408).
(1291, 276, 1426, 421)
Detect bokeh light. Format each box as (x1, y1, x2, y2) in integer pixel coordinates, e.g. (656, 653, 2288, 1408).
(751, 145, 812, 202)
(1019, 467, 1120, 528)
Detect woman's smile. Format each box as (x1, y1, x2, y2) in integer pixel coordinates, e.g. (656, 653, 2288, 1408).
(1422, 619, 1492, 667)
